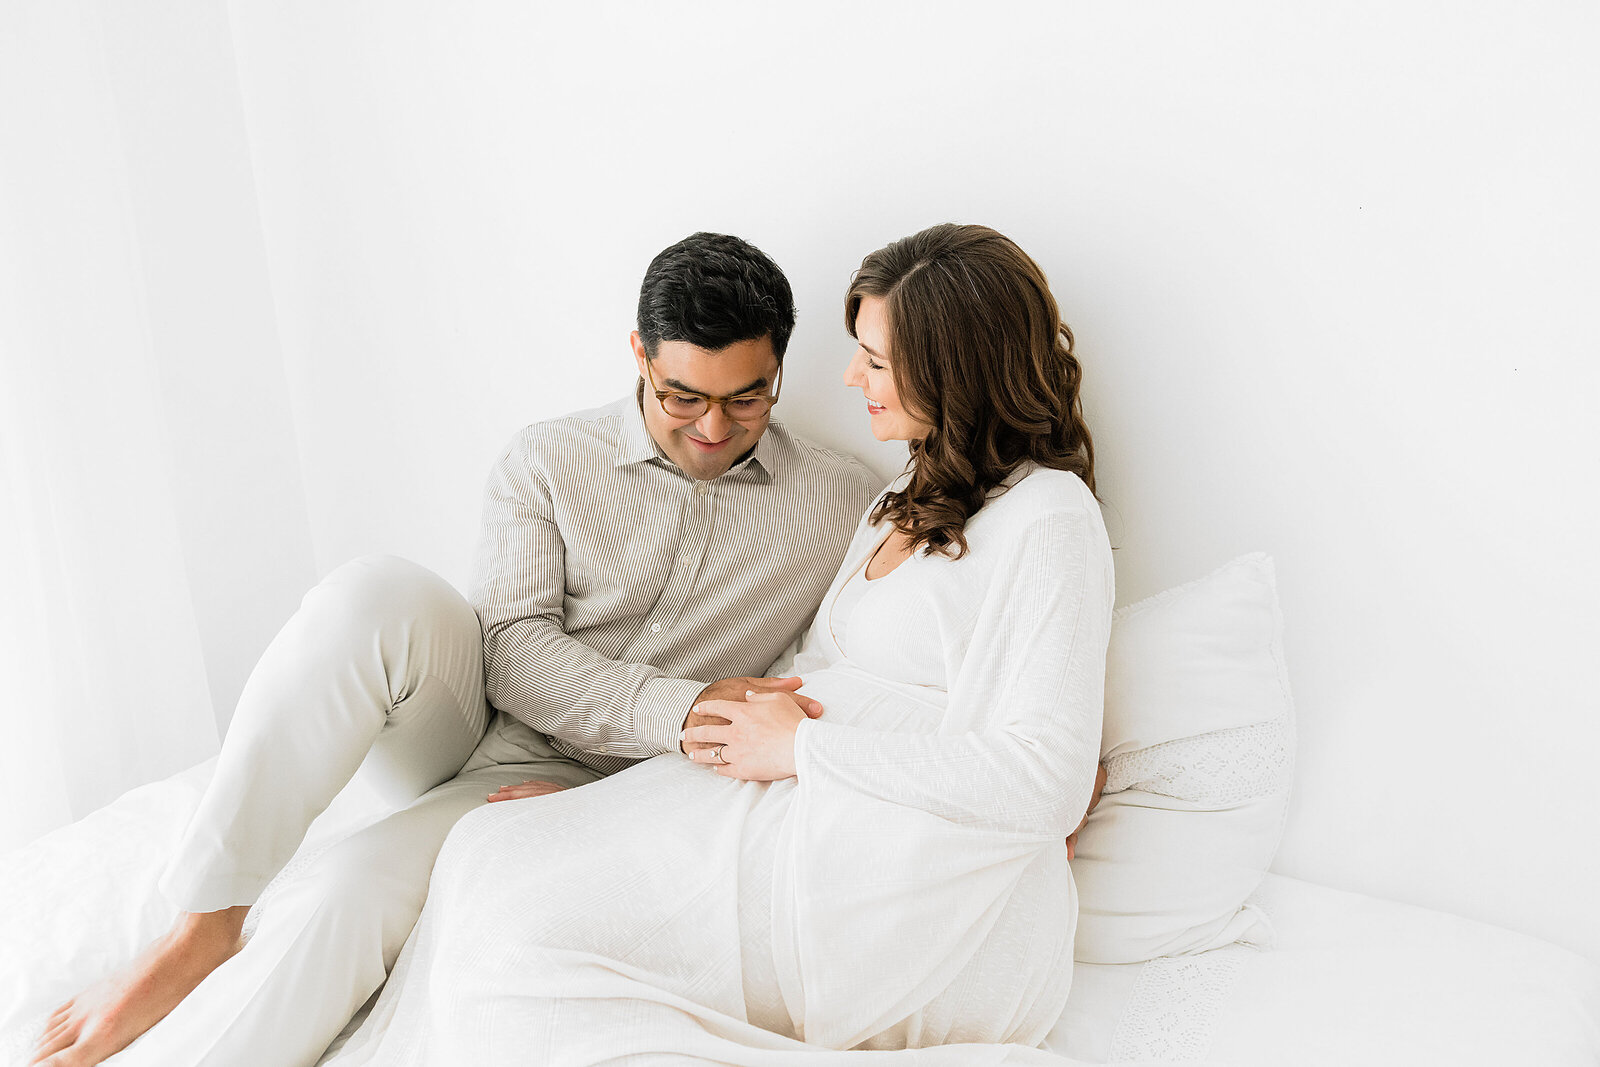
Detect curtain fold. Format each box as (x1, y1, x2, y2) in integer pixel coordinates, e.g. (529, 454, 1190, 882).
(0, 0, 222, 854)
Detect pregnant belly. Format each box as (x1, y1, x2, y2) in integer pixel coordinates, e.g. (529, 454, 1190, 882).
(795, 664, 945, 734)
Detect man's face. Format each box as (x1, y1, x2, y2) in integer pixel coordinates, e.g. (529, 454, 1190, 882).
(631, 332, 780, 482)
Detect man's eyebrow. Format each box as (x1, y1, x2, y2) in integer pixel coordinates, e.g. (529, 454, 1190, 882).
(663, 376, 770, 396)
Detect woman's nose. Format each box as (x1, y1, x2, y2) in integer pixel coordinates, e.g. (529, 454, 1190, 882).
(842, 352, 862, 387)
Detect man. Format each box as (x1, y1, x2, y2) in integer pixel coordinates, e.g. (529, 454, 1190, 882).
(33, 232, 881, 1066)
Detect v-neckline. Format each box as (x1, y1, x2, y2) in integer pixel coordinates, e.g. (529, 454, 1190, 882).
(863, 529, 916, 582)
(826, 528, 909, 654)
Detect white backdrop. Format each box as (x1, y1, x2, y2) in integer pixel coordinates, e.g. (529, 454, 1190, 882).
(8, 0, 1596, 963)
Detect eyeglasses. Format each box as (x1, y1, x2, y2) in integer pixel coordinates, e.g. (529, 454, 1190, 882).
(643, 360, 782, 421)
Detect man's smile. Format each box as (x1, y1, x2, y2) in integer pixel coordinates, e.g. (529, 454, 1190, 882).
(686, 434, 734, 453)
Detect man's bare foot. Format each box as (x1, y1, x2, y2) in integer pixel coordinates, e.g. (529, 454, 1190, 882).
(30, 906, 249, 1066)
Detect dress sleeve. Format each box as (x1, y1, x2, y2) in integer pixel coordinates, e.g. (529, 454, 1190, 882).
(470, 436, 701, 759)
(791, 505, 1112, 840)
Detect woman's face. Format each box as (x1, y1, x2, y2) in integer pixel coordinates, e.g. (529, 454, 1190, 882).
(843, 296, 933, 442)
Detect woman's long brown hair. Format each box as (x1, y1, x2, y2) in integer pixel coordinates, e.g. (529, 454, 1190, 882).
(846, 223, 1095, 559)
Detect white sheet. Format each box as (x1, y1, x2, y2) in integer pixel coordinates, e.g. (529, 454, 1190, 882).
(0, 759, 392, 1067)
(1045, 874, 1600, 1065)
(0, 762, 212, 1067)
(5, 766, 1597, 1067)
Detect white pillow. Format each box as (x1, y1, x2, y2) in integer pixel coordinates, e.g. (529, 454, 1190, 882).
(1071, 553, 1296, 965)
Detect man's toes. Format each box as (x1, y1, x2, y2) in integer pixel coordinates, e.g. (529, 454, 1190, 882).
(29, 1024, 78, 1064)
(38, 1004, 73, 1041)
(38, 1017, 73, 1047)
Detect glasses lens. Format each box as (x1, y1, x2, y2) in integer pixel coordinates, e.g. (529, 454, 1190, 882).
(661, 394, 708, 418)
(724, 396, 773, 420)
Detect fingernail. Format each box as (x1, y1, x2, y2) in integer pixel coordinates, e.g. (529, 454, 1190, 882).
(692, 704, 701, 713)
(746, 690, 756, 697)
(678, 730, 686, 741)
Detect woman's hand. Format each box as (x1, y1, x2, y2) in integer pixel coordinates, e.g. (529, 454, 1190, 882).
(681, 690, 808, 781)
(680, 676, 823, 756)
(486, 779, 570, 803)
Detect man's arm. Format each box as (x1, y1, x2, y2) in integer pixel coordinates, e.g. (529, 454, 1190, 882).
(471, 436, 702, 758)
(470, 435, 820, 760)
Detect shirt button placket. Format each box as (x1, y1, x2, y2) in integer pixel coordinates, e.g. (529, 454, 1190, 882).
(645, 480, 708, 641)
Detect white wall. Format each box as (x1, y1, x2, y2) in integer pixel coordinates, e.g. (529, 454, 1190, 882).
(201, 1, 1599, 961)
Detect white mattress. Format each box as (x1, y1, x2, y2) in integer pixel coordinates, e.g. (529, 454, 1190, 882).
(4, 764, 1598, 1066)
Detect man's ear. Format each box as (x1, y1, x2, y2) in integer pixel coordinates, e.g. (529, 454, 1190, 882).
(630, 331, 649, 377)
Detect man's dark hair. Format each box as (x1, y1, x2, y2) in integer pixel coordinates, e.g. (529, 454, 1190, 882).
(636, 232, 796, 361)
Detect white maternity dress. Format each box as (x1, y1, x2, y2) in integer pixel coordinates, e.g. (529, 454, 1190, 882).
(335, 465, 1114, 1065)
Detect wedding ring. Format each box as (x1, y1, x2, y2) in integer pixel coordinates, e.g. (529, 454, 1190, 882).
(713, 744, 729, 765)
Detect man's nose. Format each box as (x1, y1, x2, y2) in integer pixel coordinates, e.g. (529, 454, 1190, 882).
(696, 404, 733, 441)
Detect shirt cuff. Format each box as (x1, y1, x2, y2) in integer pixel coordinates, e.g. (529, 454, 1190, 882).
(633, 676, 710, 756)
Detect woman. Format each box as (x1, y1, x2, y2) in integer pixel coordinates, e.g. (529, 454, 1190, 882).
(338, 224, 1113, 1064)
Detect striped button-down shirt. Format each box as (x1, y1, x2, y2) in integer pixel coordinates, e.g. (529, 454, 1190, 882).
(470, 389, 883, 776)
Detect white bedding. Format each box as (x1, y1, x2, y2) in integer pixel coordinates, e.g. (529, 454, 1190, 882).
(1048, 875, 1600, 1065)
(4, 763, 1597, 1066)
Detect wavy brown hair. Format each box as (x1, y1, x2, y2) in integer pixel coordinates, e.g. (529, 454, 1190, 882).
(845, 223, 1095, 559)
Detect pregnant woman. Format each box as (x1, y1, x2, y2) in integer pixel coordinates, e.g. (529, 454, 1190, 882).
(339, 223, 1113, 1064)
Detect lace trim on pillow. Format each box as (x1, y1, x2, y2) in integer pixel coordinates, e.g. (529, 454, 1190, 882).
(1108, 943, 1254, 1061)
(1105, 718, 1293, 806)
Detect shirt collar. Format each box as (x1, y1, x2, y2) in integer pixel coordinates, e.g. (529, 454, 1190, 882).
(615, 381, 778, 485)
(614, 383, 663, 467)
(741, 422, 778, 483)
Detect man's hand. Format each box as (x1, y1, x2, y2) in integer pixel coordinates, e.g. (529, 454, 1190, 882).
(486, 779, 570, 803)
(681, 676, 822, 755)
(1065, 761, 1109, 860)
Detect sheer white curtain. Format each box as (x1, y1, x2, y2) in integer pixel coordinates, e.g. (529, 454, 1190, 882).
(0, 2, 219, 853)
(1, 0, 317, 854)
(0, 331, 221, 855)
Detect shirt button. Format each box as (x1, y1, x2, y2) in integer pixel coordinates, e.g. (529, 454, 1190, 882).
(651, 623, 662, 633)
(695, 482, 708, 495)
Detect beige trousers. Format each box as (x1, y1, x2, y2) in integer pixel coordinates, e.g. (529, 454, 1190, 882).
(117, 555, 601, 1067)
